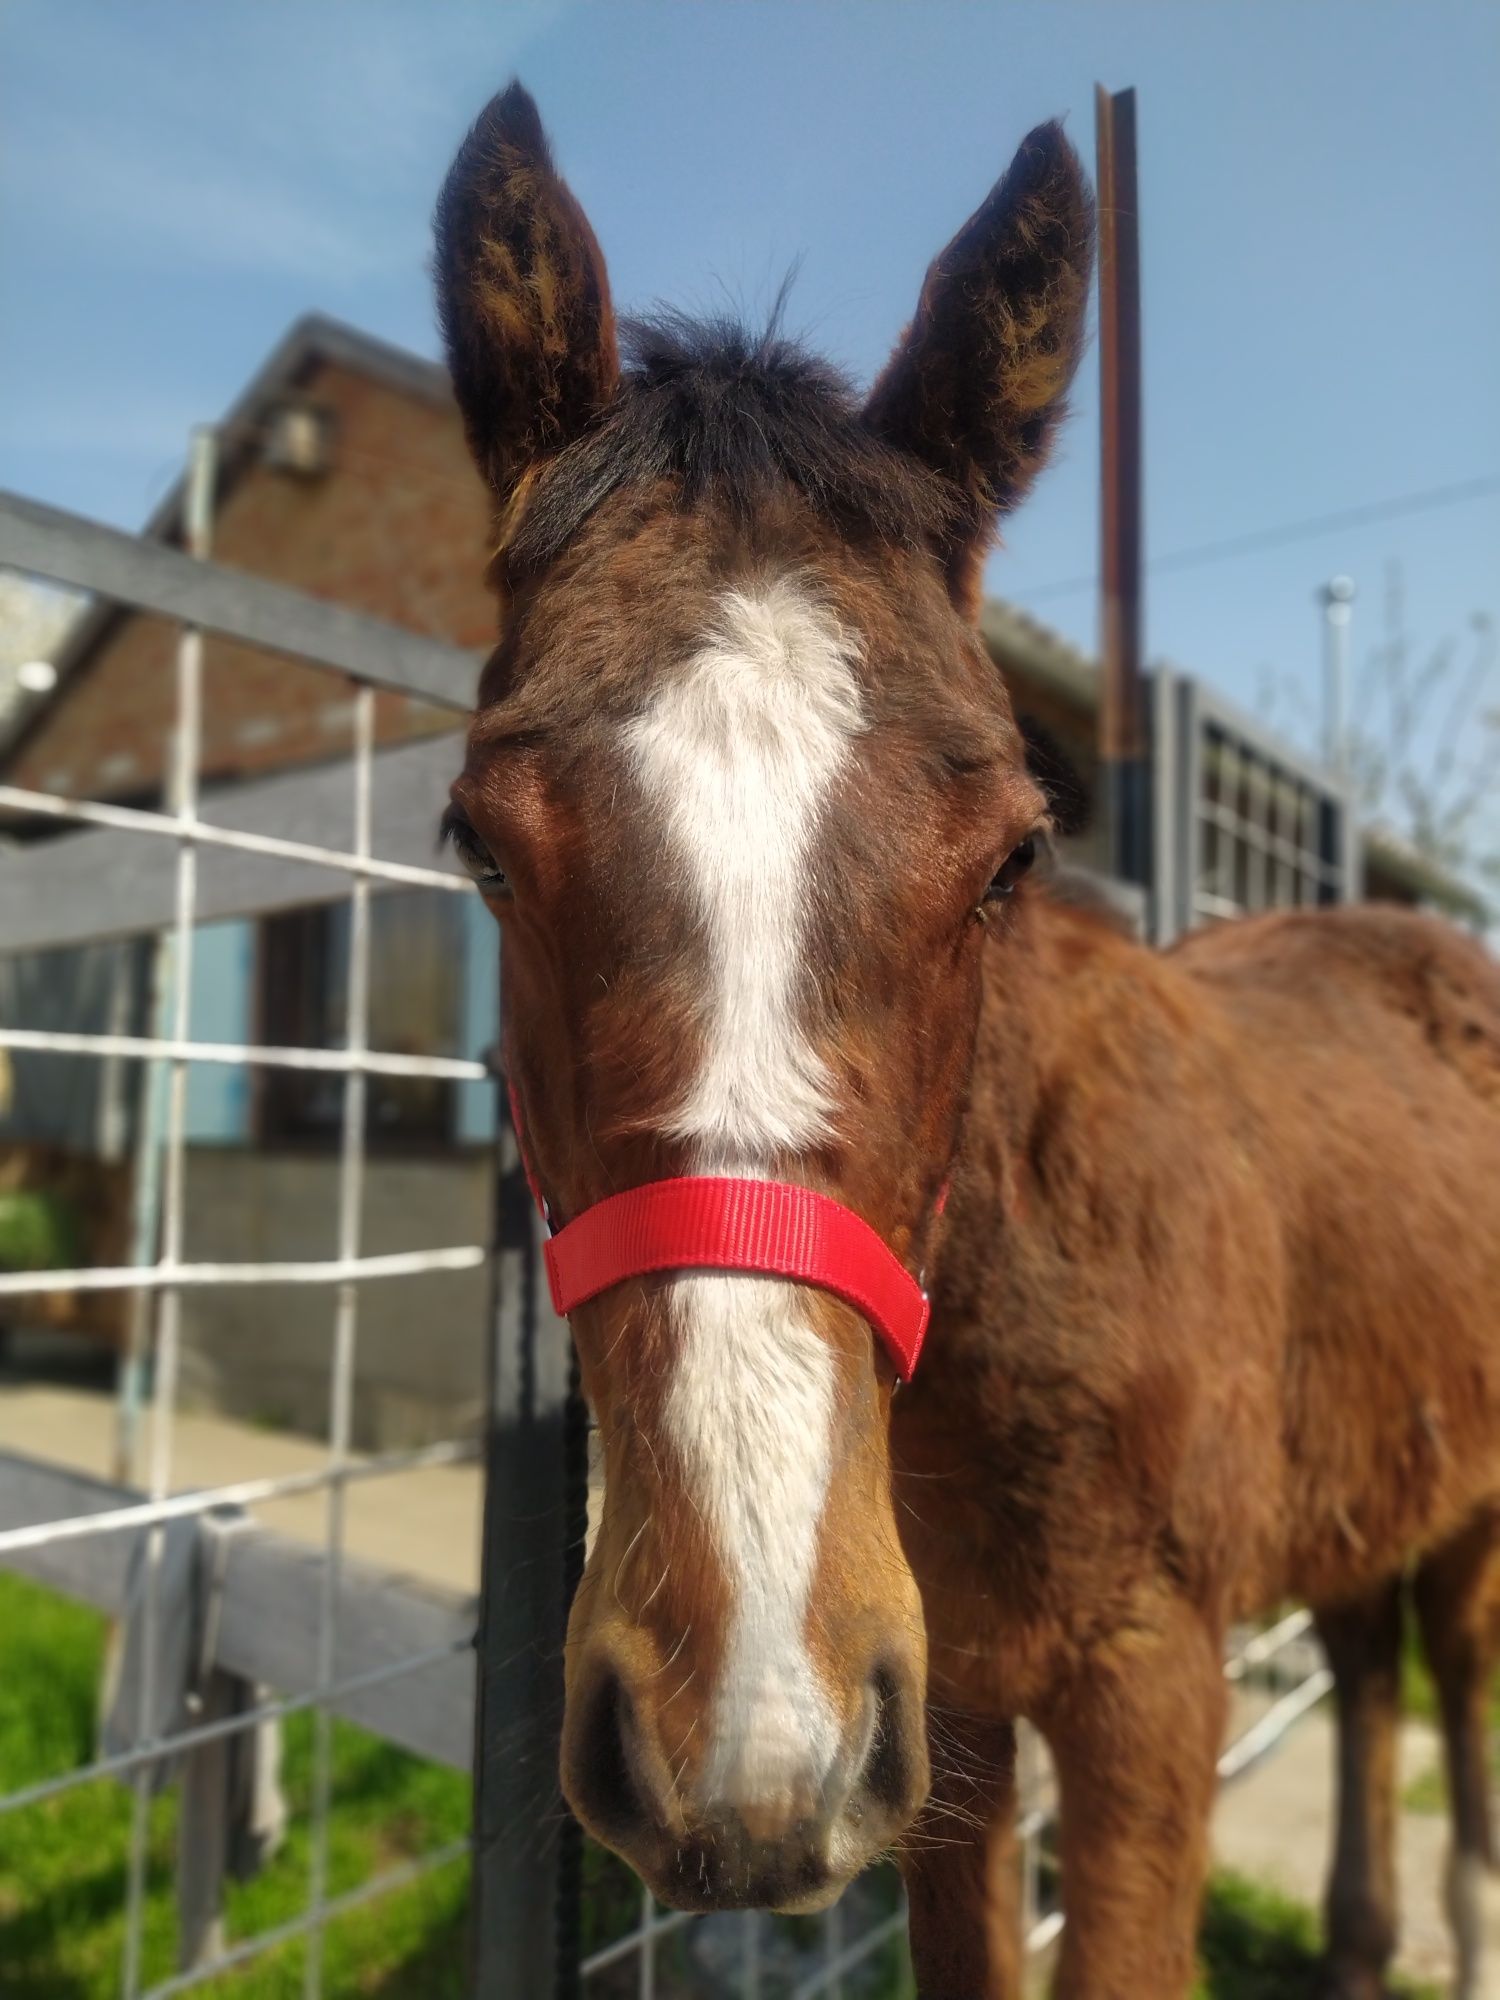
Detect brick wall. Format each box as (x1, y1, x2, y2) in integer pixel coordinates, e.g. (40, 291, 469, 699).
(9, 358, 496, 801)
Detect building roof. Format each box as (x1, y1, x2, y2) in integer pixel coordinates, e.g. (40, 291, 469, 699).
(973, 613, 1488, 924)
(979, 596, 1099, 713)
(1356, 824, 1490, 926)
(0, 316, 454, 771)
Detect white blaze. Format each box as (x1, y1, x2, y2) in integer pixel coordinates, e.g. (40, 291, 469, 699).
(624, 579, 865, 1807)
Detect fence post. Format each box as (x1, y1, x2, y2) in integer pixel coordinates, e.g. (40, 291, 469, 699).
(176, 1667, 238, 1970)
(471, 1048, 586, 1999)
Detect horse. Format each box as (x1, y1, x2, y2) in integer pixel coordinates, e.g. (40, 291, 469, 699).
(433, 84, 1500, 1999)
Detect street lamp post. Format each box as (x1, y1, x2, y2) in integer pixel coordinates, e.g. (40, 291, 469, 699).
(1320, 574, 1356, 785)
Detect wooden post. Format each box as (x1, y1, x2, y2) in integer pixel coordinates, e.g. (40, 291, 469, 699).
(1095, 84, 1150, 891)
(175, 1670, 237, 1971)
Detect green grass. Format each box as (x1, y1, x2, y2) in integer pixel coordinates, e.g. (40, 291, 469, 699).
(0, 1571, 470, 1996)
(1398, 1604, 1500, 1815)
(1194, 1871, 1438, 2000)
(0, 1573, 1444, 1997)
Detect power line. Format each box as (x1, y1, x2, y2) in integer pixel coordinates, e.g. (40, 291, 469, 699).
(1010, 473, 1500, 604)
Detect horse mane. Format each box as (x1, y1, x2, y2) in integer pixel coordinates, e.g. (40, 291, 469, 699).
(505, 310, 955, 575)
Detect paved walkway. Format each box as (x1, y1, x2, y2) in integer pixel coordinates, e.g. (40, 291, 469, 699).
(0, 1378, 483, 1595)
(1216, 1706, 1499, 1994)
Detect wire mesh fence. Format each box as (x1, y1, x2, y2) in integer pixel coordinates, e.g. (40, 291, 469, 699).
(1162, 672, 1358, 935)
(0, 450, 490, 1996)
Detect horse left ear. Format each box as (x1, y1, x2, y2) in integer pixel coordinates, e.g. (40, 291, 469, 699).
(864, 122, 1094, 617)
(434, 82, 619, 521)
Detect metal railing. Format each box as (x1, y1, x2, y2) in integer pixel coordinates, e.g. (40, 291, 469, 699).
(1152, 666, 1358, 944)
(0, 460, 491, 1996)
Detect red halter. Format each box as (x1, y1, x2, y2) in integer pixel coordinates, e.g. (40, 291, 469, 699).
(508, 1080, 935, 1380)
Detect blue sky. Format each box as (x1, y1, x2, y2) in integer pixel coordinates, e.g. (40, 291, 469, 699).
(3, 0, 1496, 756)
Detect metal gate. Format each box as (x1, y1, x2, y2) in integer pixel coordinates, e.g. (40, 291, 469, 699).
(0, 462, 499, 1996)
(1152, 666, 1358, 945)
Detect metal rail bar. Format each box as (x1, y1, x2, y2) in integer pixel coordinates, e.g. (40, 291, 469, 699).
(1095, 82, 1149, 888)
(1218, 1668, 1336, 1783)
(0, 1245, 485, 1298)
(579, 1908, 697, 1978)
(0, 1026, 485, 1080)
(123, 427, 214, 1997)
(0, 733, 469, 954)
(138, 1838, 471, 1998)
(791, 1907, 906, 2000)
(0, 783, 470, 893)
(1, 1448, 479, 1770)
(1224, 1606, 1315, 1681)
(0, 1638, 471, 1816)
(470, 1089, 582, 1998)
(0, 487, 479, 710)
(305, 685, 375, 1995)
(0, 1435, 479, 1557)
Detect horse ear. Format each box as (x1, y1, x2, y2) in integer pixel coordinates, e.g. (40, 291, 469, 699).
(434, 82, 619, 516)
(864, 122, 1094, 617)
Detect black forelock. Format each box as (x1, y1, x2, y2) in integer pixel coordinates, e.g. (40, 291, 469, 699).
(503, 309, 954, 575)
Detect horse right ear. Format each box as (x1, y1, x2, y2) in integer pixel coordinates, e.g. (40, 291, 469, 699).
(434, 83, 619, 518)
(864, 122, 1094, 618)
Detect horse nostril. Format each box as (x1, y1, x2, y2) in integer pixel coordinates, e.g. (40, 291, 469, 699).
(859, 1662, 922, 1818)
(570, 1667, 648, 1847)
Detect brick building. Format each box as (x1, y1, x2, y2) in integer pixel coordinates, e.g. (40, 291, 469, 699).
(5, 317, 491, 804)
(0, 319, 503, 1442)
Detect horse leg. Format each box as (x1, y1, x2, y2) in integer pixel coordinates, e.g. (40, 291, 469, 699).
(1413, 1510, 1500, 2000)
(900, 1708, 1024, 2000)
(1314, 1577, 1405, 2000)
(1040, 1604, 1225, 1999)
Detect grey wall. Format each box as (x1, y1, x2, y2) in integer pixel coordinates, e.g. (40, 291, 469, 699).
(179, 1146, 494, 1450)
(0, 937, 145, 1153)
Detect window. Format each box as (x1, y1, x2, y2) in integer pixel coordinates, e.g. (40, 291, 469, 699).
(257, 889, 464, 1147)
(1192, 721, 1343, 925)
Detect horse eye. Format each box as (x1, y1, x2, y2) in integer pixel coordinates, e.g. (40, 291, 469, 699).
(442, 810, 509, 894)
(983, 834, 1038, 903)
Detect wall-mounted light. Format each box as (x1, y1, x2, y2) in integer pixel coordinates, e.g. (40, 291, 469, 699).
(262, 399, 335, 478)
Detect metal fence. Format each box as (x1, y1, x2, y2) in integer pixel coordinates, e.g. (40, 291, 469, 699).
(0, 456, 494, 1996)
(1152, 665, 1358, 944)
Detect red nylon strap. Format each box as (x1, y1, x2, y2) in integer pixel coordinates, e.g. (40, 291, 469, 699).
(542, 1176, 929, 1380)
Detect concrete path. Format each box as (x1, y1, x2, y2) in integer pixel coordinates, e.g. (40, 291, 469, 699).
(0, 1377, 483, 1595)
(1215, 1709, 1498, 1995)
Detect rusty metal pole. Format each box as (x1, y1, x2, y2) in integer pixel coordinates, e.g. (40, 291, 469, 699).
(1095, 85, 1150, 892)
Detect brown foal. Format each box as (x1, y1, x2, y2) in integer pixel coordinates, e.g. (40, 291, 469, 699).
(434, 83, 1500, 1998)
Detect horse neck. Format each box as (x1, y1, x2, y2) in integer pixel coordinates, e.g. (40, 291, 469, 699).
(962, 887, 1153, 1188)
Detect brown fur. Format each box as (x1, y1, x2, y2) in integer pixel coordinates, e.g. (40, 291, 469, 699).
(434, 82, 618, 511)
(435, 84, 1500, 1994)
(898, 898, 1500, 1994)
